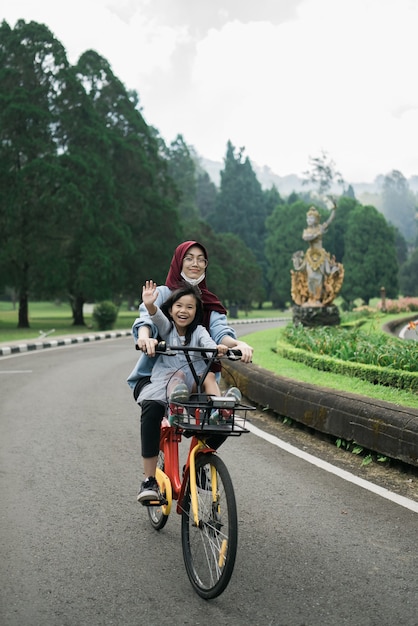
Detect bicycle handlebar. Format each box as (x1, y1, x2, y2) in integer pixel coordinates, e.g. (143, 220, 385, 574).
(155, 341, 242, 360)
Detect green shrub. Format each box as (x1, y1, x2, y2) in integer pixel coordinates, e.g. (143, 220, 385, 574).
(279, 323, 418, 392)
(92, 301, 118, 330)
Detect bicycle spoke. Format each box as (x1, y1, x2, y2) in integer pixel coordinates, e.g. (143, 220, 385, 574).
(181, 453, 238, 599)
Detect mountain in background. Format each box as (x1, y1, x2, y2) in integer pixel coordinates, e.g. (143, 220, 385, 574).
(200, 157, 418, 197)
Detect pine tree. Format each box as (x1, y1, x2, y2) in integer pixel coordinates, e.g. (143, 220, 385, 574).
(208, 142, 267, 267)
(342, 205, 399, 305)
(0, 19, 73, 327)
(381, 170, 417, 244)
(165, 134, 199, 222)
(265, 200, 309, 308)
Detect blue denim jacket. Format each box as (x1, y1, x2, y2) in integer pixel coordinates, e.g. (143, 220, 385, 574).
(126, 285, 236, 389)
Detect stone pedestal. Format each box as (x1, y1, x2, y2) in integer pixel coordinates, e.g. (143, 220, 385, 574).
(292, 304, 340, 327)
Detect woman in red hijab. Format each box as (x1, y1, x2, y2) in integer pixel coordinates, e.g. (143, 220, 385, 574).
(128, 240, 253, 503)
(131, 240, 253, 363)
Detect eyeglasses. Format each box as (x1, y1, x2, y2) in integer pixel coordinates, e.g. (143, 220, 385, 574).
(183, 255, 208, 267)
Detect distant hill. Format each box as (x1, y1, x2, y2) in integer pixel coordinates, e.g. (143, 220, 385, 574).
(199, 157, 418, 197)
(200, 157, 306, 195)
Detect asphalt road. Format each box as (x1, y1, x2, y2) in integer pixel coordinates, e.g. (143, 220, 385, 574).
(1, 336, 417, 626)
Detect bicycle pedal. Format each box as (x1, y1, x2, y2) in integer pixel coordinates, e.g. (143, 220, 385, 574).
(142, 497, 168, 507)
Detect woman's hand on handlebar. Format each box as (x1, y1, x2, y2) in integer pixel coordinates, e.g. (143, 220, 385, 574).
(219, 337, 253, 363)
(136, 336, 158, 356)
(233, 340, 253, 363)
(136, 326, 159, 356)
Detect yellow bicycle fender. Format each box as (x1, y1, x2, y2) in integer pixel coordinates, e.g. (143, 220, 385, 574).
(156, 467, 172, 516)
(189, 444, 200, 527)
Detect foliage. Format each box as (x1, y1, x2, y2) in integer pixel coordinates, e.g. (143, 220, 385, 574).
(335, 438, 389, 467)
(280, 323, 418, 391)
(326, 196, 359, 263)
(164, 134, 198, 222)
(0, 20, 74, 327)
(73, 50, 181, 310)
(398, 250, 418, 297)
(265, 199, 307, 308)
(341, 204, 399, 305)
(302, 150, 345, 195)
(377, 297, 418, 313)
(282, 323, 418, 372)
(240, 327, 418, 408)
(195, 170, 217, 220)
(0, 20, 181, 328)
(92, 301, 118, 330)
(207, 141, 267, 270)
(381, 170, 417, 244)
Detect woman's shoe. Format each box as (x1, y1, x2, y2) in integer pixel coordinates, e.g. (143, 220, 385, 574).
(220, 387, 242, 420)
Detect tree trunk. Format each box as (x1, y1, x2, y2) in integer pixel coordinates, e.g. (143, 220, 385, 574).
(18, 292, 30, 328)
(18, 265, 30, 328)
(71, 295, 86, 326)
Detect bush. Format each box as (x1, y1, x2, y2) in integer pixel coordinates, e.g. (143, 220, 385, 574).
(92, 301, 118, 330)
(377, 297, 418, 313)
(279, 322, 418, 391)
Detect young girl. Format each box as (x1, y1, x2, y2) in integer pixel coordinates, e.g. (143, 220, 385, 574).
(137, 281, 229, 503)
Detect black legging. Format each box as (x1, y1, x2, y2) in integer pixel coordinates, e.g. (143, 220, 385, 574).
(140, 400, 165, 458)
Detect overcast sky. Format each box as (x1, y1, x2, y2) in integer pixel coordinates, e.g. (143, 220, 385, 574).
(2, 0, 418, 183)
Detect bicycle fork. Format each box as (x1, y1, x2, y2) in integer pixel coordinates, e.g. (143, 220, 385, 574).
(188, 441, 218, 527)
(189, 442, 228, 569)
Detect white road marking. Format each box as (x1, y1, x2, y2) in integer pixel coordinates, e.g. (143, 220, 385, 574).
(247, 421, 418, 514)
(0, 370, 33, 374)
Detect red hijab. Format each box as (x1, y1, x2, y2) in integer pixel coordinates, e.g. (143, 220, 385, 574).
(165, 241, 227, 331)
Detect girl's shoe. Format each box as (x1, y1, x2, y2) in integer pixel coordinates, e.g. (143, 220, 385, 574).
(168, 383, 189, 424)
(169, 382, 189, 405)
(137, 476, 160, 504)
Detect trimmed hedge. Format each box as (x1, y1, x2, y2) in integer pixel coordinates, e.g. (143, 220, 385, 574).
(275, 340, 418, 392)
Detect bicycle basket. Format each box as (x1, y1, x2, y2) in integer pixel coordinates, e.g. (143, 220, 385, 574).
(169, 393, 253, 436)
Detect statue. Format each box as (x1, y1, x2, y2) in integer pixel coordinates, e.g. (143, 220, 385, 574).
(291, 203, 344, 309)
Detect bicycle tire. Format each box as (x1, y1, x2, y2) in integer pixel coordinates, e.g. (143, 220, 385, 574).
(147, 451, 170, 531)
(181, 452, 238, 599)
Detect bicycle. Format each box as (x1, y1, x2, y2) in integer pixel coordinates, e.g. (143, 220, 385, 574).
(141, 342, 254, 599)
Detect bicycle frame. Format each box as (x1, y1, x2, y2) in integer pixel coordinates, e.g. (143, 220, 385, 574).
(155, 414, 216, 524)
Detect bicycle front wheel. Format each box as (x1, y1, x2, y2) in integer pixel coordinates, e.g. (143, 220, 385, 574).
(181, 452, 238, 599)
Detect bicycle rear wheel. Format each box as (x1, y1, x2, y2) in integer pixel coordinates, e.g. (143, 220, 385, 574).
(181, 452, 238, 599)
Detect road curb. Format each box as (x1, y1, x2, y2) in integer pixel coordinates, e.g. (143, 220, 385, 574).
(0, 330, 132, 356)
(222, 361, 418, 468)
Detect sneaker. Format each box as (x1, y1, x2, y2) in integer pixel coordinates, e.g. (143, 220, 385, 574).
(169, 382, 189, 404)
(209, 409, 220, 424)
(137, 476, 159, 504)
(224, 387, 242, 402)
(169, 383, 189, 423)
(221, 387, 242, 419)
